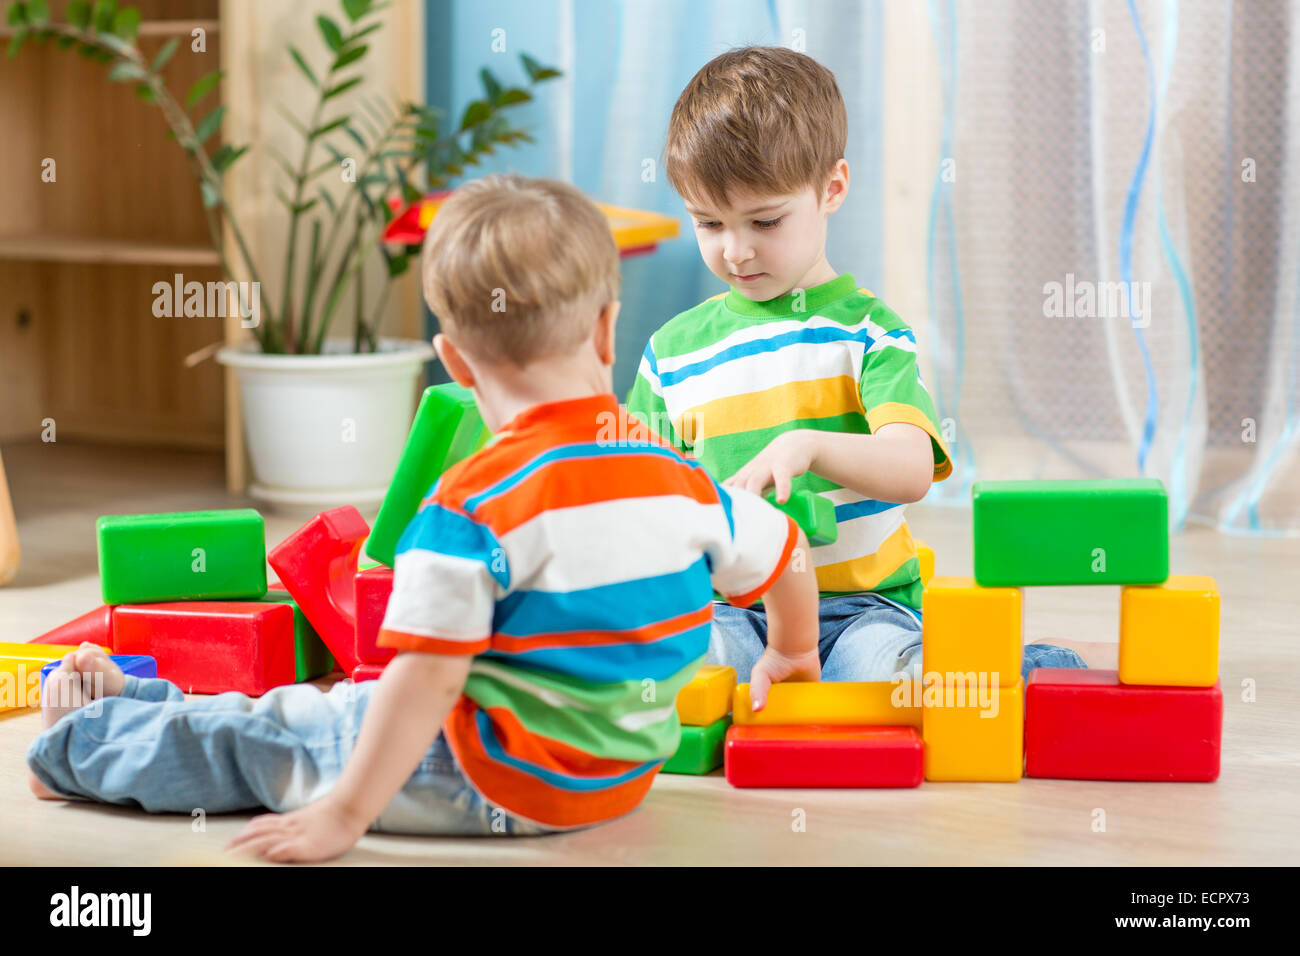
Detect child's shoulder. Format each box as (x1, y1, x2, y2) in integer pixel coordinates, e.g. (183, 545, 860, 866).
(643, 290, 733, 355)
(854, 289, 910, 332)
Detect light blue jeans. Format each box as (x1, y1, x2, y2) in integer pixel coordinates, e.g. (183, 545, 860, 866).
(26, 675, 556, 836)
(709, 593, 1086, 683)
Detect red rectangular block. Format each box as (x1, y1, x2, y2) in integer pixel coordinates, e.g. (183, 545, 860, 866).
(113, 602, 296, 696)
(1025, 668, 1222, 781)
(352, 662, 385, 682)
(31, 605, 115, 649)
(724, 725, 924, 788)
(268, 506, 369, 676)
(354, 567, 395, 665)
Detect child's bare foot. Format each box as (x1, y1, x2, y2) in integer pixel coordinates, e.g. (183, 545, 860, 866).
(1029, 638, 1118, 670)
(28, 769, 59, 800)
(40, 642, 125, 730)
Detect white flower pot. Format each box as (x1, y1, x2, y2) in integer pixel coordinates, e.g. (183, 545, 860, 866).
(217, 338, 435, 513)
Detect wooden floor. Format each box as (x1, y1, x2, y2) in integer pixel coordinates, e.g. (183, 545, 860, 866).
(1, 439, 1297, 866)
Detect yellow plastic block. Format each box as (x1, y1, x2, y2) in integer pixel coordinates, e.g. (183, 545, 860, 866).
(0, 642, 110, 711)
(922, 677, 1023, 781)
(915, 540, 935, 587)
(733, 681, 923, 727)
(1119, 575, 1219, 686)
(922, 577, 1022, 685)
(676, 664, 736, 726)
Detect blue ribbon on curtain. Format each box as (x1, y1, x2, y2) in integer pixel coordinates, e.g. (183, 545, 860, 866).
(1121, 0, 1161, 479)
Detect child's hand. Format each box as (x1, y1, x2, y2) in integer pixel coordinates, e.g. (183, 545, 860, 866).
(225, 796, 369, 864)
(749, 646, 821, 712)
(724, 430, 818, 503)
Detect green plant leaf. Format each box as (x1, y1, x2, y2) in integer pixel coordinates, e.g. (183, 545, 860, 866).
(341, 0, 371, 22)
(107, 60, 145, 81)
(6, 3, 28, 28)
(316, 15, 343, 52)
(318, 188, 337, 213)
(5, 31, 28, 59)
(458, 99, 490, 131)
(96, 31, 133, 56)
(343, 21, 381, 46)
(211, 143, 248, 172)
(276, 103, 309, 137)
(55, 34, 75, 49)
(480, 67, 501, 105)
(134, 81, 155, 102)
(342, 123, 367, 149)
(25, 0, 47, 25)
(186, 69, 222, 107)
(496, 87, 531, 107)
(90, 0, 115, 32)
(332, 43, 366, 69)
(151, 36, 178, 72)
(323, 75, 362, 100)
(200, 178, 221, 208)
(384, 250, 409, 277)
(112, 6, 139, 39)
(288, 45, 316, 86)
(266, 144, 298, 181)
(194, 104, 224, 143)
(519, 52, 541, 81)
(66, 0, 90, 29)
(311, 116, 348, 138)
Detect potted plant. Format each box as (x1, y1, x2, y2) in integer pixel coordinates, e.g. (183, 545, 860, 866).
(5, 0, 559, 509)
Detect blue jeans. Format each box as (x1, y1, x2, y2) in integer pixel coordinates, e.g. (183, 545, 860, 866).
(26, 675, 555, 836)
(709, 593, 1086, 683)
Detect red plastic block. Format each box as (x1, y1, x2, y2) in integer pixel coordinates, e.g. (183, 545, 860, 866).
(352, 662, 385, 682)
(724, 725, 924, 788)
(1025, 668, 1222, 781)
(267, 506, 369, 676)
(354, 566, 395, 665)
(113, 602, 296, 696)
(31, 606, 115, 649)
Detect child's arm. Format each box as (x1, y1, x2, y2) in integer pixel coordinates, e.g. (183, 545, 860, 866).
(726, 424, 935, 505)
(747, 525, 821, 710)
(226, 652, 470, 863)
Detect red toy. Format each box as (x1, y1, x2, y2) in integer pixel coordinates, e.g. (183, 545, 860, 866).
(1024, 668, 1222, 781)
(354, 566, 395, 665)
(724, 725, 924, 788)
(113, 602, 296, 696)
(267, 506, 369, 676)
(30, 605, 115, 649)
(352, 663, 386, 682)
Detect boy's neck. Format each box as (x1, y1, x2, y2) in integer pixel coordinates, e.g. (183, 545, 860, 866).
(470, 352, 613, 433)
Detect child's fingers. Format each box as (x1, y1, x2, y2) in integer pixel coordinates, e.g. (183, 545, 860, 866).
(773, 468, 791, 504)
(749, 670, 771, 712)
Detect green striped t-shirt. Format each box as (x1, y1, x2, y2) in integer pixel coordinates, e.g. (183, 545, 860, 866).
(625, 273, 952, 612)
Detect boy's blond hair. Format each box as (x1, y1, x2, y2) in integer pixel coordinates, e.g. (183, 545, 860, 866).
(665, 46, 847, 210)
(421, 173, 620, 366)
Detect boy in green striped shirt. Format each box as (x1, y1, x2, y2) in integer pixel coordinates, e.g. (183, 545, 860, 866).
(627, 46, 1096, 683)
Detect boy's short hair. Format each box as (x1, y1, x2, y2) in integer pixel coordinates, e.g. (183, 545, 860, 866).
(665, 45, 847, 210)
(421, 173, 621, 366)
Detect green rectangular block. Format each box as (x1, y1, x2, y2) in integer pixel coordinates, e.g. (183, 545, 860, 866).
(972, 479, 1169, 586)
(764, 489, 838, 547)
(365, 382, 492, 567)
(96, 509, 268, 605)
(258, 590, 335, 682)
(662, 716, 731, 775)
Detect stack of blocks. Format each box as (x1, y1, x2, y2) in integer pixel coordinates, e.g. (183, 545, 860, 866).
(661, 665, 736, 774)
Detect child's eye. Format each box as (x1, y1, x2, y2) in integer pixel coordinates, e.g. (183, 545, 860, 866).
(755, 217, 783, 229)
(694, 220, 720, 229)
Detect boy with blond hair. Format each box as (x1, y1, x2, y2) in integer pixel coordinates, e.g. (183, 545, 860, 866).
(628, 46, 1096, 681)
(28, 174, 822, 862)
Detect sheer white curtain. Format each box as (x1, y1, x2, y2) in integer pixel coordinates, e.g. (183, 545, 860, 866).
(897, 0, 1300, 535)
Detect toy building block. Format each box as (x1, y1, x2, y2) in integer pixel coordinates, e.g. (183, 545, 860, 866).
(354, 566, 395, 665)
(1119, 575, 1220, 686)
(268, 506, 370, 676)
(676, 664, 736, 726)
(352, 662, 385, 682)
(96, 509, 267, 605)
(1, 642, 110, 711)
(725, 725, 924, 788)
(763, 489, 838, 546)
(31, 605, 115, 649)
(662, 716, 730, 775)
(922, 576, 1023, 686)
(915, 539, 935, 587)
(972, 479, 1168, 586)
(113, 602, 296, 696)
(257, 590, 335, 681)
(40, 654, 157, 692)
(365, 383, 491, 568)
(922, 677, 1024, 782)
(1025, 668, 1222, 781)
(733, 680, 922, 728)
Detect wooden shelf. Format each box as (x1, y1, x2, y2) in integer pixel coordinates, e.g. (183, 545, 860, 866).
(0, 234, 220, 266)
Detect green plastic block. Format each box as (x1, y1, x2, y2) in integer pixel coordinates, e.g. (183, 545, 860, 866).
(258, 590, 335, 681)
(96, 509, 268, 605)
(365, 383, 492, 567)
(972, 479, 1169, 586)
(662, 716, 731, 775)
(764, 489, 838, 546)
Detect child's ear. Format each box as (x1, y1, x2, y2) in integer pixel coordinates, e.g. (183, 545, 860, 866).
(594, 301, 621, 366)
(433, 332, 476, 388)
